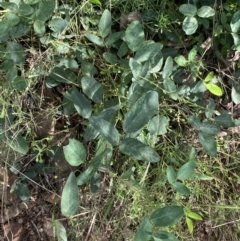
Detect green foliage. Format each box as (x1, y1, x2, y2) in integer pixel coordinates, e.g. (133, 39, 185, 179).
(1, 1, 240, 240)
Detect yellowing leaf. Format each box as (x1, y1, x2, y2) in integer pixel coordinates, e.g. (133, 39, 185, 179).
(204, 71, 214, 83)
(186, 217, 194, 234)
(204, 83, 223, 96)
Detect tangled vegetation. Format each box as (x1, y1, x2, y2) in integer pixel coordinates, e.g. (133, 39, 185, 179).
(1, 0, 240, 240)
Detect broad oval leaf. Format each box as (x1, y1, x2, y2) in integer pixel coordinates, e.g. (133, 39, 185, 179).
(230, 10, 240, 33)
(34, 20, 45, 36)
(177, 161, 196, 181)
(7, 42, 25, 65)
(18, 3, 34, 16)
(125, 21, 145, 52)
(179, 4, 197, 16)
(63, 139, 86, 166)
(119, 138, 160, 162)
(166, 166, 176, 184)
(81, 76, 103, 103)
(35, 0, 55, 22)
(174, 55, 188, 67)
(150, 206, 184, 227)
(54, 220, 67, 241)
(134, 217, 152, 241)
(85, 33, 104, 46)
(71, 89, 92, 119)
(162, 56, 173, 79)
(135, 41, 163, 63)
(89, 116, 119, 146)
(198, 132, 217, 157)
(188, 115, 201, 129)
(61, 172, 79, 217)
(48, 18, 69, 33)
(49, 67, 77, 83)
(173, 182, 191, 195)
(147, 115, 169, 136)
(129, 58, 142, 79)
(104, 31, 124, 46)
(103, 52, 118, 64)
(182, 16, 198, 35)
(99, 9, 112, 38)
(197, 6, 215, 18)
(199, 121, 220, 135)
(123, 91, 158, 133)
(204, 83, 223, 96)
(215, 114, 235, 128)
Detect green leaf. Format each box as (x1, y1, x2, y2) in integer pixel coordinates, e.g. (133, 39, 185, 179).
(204, 82, 223, 96)
(134, 217, 152, 241)
(3, 12, 20, 27)
(197, 6, 215, 18)
(6, 42, 25, 65)
(147, 115, 169, 135)
(10, 24, 30, 39)
(89, 116, 119, 146)
(198, 132, 217, 157)
(54, 220, 68, 241)
(35, 0, 55, 22)
(18, 3, 34, 16)
(84, 108, 117, 141)
(205, 98, 215, 118)
(231, 83, 240, 104)
(186, 217, 194, 234)
(48, 18, 69, 33)
(129, 58, 142, 79)
(61, 172, 79, 217)
(150, 206, 184, 227)
(174, 55, 188, 67)
(7, 134, 29, 154)
(188, 115, 201, 129)
(71, 89, 92, 119)
(125, 21, 145, 51)
(182, 16, 198, 35)
(77, 148, 111, 185)
(163, 79, 178, 100)
(85, 33, 104, 46)
(11, 180, 30, 201)
(0, 22, 9, 43)
(162, 56, 173, 79)
(230, 10, 240, 33)
(99, 9, 112, 38)
(150, 51, 163, 73)
(0, 2, 18, 12)
(89, 0, 101, 5)
(177, 161, 196, 181)
(199, 121, 220, 135)
(166, 166, 176, 184)
(135, 41, 163, 63)
(12, 77, 28, 91)
(49, 67, 77, 83)
(119, 138, 160, 163)
(153, 231, 178, 241)
(188, 46, 197, 62)
(103, 52, 118, 64)
(173, 182, 191, 195)
(186, 211, 202, 220)
(81, 61, 98, 76)
(62, 89, 76, 116)
(104, 31, 124, 46)
(34, 20, 45, 36)
(81, 76, 103, 103)
(123, 91, 158, 133)
(179, 4, 197, 16)
(215, 114, 235, 128)
(63, 139, 86, 166)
